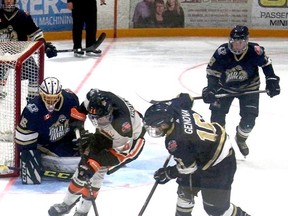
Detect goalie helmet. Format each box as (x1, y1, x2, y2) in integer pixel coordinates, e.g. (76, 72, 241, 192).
(2, 0, 16, 12)
(228, 25, 249, 55)
(143, 102, 174, 138)
(86, 89, 113, 126)
(39, 77, 62, 112)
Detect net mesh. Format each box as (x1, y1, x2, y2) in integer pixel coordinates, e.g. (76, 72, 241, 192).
(0, 41, 44, 176)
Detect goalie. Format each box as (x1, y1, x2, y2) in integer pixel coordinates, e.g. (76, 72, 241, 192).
(0, 0, 57, 100)
(15, 77, 81, 184)
(48, 88, 146, 216)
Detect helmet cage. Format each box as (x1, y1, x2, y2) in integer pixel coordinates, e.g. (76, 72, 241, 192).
(2, 0, 16, 12)
(143, 103, 174, 137)
(40, 93, 61, 112)
(39, 77, 62, 112)
(228, 25, 249, 55)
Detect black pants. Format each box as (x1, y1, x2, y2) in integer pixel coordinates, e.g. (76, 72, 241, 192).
(177, 150, 237, 216)
(210, 90, 259, 130)
(71, 0, 97, 49)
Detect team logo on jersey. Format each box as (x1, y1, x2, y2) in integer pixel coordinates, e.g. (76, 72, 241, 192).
(225, 65, 248, 83)
(167, 140, 177, 152)
(49, 115, 69, 142)
(121, 122, 132, 133)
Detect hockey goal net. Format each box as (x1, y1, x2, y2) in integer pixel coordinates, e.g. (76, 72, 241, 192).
(0, 41, 45, 177)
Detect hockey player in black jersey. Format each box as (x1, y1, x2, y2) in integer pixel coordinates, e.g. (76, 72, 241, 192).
(48, 88, 145, 216)
(0, 0, 57, 100)
(15, 77, 80, 184)
(202, 25, 280, 156)
(143, 93, 250, 216)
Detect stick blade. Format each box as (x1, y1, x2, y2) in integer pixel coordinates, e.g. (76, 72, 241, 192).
(86, 32, 106, 52)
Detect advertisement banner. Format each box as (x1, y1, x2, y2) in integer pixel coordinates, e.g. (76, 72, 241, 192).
(252, 0, 288, 29)
(17, 0, 72, 32)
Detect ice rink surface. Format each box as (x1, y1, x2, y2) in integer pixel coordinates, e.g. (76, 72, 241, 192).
(0, 36, 287, 215)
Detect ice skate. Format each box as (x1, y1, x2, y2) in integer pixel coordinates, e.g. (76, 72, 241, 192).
(74, 50, 85, 57)
(235, 135, 249, 157)
(48, 202, 75, 216)
(86, 49, 102, 56)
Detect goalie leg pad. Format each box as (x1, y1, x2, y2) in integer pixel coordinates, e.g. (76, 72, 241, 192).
(21, 149, 42, 184)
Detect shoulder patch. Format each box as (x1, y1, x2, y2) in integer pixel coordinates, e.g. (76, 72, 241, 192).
(217, 46, 227, 55)
(167, 140, 177, 152)
(254, 45, 263, 55)
(27, 103, 39, 113)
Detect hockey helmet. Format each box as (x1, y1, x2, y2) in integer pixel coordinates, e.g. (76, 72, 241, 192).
(228, 25, 249, 55)
(86, 89, 113, 126)
(2, 0, 16, 12)
(39, 77, 62, 112)
(143, 102, 174, 138)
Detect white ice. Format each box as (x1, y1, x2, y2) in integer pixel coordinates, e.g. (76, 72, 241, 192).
(0, 37, 287, 216)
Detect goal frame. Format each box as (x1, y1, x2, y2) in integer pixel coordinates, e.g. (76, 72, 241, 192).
(0, 41, 45, 177)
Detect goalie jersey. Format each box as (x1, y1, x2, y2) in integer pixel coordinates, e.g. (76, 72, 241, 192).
(15, 89, 80, 156)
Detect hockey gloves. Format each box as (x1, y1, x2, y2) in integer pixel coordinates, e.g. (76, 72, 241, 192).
(154, 165, 178, 184)
(78, 155, 101, 180)
(70, 107, 87, 131)
(202, 87, 217, 104)
(266, 75, 280, 98)
(45, 42, 57, 58)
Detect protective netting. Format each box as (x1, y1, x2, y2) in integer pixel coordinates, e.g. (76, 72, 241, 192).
(0, 41, 44, 177)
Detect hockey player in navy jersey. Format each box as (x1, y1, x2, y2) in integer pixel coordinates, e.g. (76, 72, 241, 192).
(48, 88, 145, 216)
(0, 0, 57, 100)
(143, 93, 250, 216)
(202, 25, 280, 156)
(15, 77, 80, 184)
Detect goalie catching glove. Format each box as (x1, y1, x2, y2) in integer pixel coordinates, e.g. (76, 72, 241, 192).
(45, 42, 57, 58)
(154, 165, 179, 184)
(265, 75, 280, 98)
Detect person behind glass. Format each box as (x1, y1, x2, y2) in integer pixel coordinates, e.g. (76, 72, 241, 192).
(202, 25, 280, 157)
(132, 0, 155, 28)
(67, 0, 105, 57)
(163, 0, 184, 28)
(151, 0, 165, 28)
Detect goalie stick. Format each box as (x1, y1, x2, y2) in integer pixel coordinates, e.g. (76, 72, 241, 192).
(138, 154, 172, 216)
(75, 129, 100, 216)
(138, 90, 267, 104)
(57, 32, 106, 53)
(0, 165, 73, 180)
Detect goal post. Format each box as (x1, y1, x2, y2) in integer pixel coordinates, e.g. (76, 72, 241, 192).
(0, 41, 45, 177)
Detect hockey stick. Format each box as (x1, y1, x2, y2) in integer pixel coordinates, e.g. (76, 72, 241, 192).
(57, 32, 106, 53)
(138, 154, 172, 216)
(0, 165, 73, 180)
(75, 129, 100, 216)
(141, 90, 267, 104)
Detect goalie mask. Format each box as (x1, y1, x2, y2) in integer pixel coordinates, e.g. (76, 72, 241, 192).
(143, 103, 174, 138)
(2, 0, 16, 12)
(39, 77, 62, 112)
(86, 89, 113, 126)
(228, 25, 249, 55)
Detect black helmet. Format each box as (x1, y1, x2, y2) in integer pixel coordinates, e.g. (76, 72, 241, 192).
(87, 89, 112, 118)
(144, 103, 174, 137)
(228, 25, 249, 55)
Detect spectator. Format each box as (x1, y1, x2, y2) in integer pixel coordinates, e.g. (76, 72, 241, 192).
(163, 0, 184, 28)
(132, 0, 155, 28)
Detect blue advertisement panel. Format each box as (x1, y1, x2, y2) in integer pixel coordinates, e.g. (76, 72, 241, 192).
(17, 0, 73, 32)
